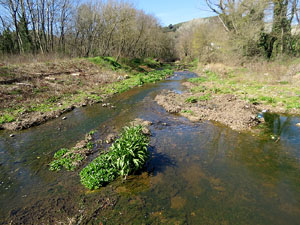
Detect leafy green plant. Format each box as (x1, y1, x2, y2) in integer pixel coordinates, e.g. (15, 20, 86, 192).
(185, 96, 198, 103)
(0, 114, 15, 124)
(79, 153, 117, 190)
(79, 125, 150, 190)
(89, 130, 96, 135)
(111, 126, 149, 177)
(49, 148, 86, 171)
(86, 142, 94, 150)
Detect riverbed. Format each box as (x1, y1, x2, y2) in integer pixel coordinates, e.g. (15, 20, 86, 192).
(1, 71, 300, 224)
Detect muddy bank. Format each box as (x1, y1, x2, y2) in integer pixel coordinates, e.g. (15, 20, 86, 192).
(0, 58, 173, 131)
(155, 90, 261, 131)
(1, 98, 106, 131)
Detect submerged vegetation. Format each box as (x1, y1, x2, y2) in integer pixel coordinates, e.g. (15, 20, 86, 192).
(80, 125, 150, 190)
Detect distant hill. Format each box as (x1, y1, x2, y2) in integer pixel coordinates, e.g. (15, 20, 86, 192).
(163, 16, 219, 32)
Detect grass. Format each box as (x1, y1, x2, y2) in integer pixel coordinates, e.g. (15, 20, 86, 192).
(0, 114, 15, 124)
(100, 69, 173, 95)
(80, 125, 150, 190)
(185, 94, 211, 103)
(181, 109, 193, 114)
(0, 57, 173, 126)
(189, 64, 300, 113)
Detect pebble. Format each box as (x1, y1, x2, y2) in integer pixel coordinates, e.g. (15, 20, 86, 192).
(102, 103, 107, 107)
(9, 134, 15, 138)
(262, 109, 268, 113)
(296, 123, 300, 127)
(162, 123, 167, 126)
(82, 103, 87, 107)
(62, 117, 67, 120)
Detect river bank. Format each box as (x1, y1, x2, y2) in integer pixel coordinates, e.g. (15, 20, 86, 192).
(1, 71, 300, 224)
(155, 62, 300, 131)
(0, 57, 173, 130)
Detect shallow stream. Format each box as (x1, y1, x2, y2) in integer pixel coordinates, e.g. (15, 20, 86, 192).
(1, 72, 300, 224)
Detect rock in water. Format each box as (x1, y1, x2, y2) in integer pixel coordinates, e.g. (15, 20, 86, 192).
(296, 123, 300, 127)
(10, 134, 15, 137)
(106, 134, 116, 144)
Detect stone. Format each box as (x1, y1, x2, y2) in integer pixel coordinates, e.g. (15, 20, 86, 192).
(102, 103, 107, 107)
(142, 127, 151, 135)
(106, 134, 116, 144)
(296, 123, 300, 127)
(62, 117, 67, 120)
(75, 140, 87, 149)
(9, 134, 15, 137)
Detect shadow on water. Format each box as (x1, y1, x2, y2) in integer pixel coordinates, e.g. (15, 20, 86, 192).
(1, 71, 300, 224)
(148, 147, 177, 175)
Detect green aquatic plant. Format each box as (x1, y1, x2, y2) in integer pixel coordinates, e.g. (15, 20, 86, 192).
(111, 125, 150, 177)
(86, 142, 94, 150)
(79, 153, 117, 190)
(49, 148, 85, 171)
(80, 125, 150, 190)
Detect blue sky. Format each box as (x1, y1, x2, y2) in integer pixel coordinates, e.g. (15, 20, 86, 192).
(135, 0, 214, 26)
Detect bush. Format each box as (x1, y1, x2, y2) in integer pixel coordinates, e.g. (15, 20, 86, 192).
(80, 125, 150, 190)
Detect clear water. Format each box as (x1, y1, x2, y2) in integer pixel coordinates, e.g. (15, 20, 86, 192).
(1, 71, 300, 224)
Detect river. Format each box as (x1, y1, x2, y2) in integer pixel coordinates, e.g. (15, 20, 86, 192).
(1, 71, 300, 224)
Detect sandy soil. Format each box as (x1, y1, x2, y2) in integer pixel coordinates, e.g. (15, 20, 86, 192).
(155, 90, 262, 131)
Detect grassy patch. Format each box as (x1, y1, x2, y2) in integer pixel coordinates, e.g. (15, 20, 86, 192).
(189, 67, 300, 113)
(185, 94, 211, 103)
(181, 109, 193, 114)
(188, 77, 207, 83)
(101, 69, 173, 95)
(185, 96, 198, 103)
(88, 56, 122, 71)
(80, 125, 150, 190)
(0, 114, 15, 124)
